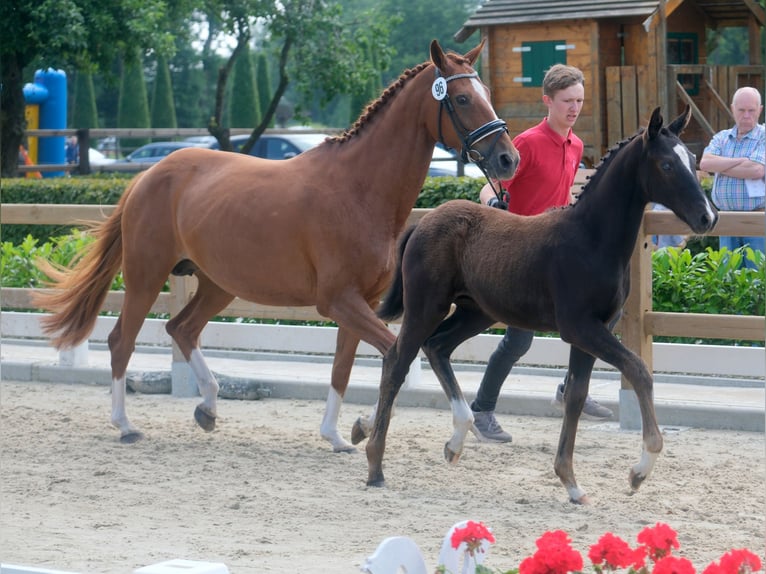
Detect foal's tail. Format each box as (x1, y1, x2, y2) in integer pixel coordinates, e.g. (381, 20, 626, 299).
(377, 224, 418, 322)
(32, 177, 139, 349)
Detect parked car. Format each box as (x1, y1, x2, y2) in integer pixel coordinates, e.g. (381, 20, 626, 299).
(206, 133, 330, 160)
(88, 148, 116, 168)
(429, 145, 485, 178)
(121, 141, 206, 164)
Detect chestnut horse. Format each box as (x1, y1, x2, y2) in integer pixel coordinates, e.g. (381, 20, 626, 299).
(33, 40, 519, 448)
(361, 107, 718, 503)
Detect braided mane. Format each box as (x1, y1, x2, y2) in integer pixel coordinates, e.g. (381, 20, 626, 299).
(329, 62, 432, 144)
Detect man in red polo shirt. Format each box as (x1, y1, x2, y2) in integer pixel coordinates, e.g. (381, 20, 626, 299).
(472, 64, 613, 443)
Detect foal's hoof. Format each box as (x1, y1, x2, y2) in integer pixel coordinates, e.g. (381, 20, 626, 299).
(444, 443, 462, 465)
(629, 468, 647, 491)
(120, 431, 145, 444)
(194, 405, 217, 432)
(350, 417, 368, 445)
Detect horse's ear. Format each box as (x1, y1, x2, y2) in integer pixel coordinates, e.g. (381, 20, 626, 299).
(463, 39, 486, 66)
(667, 105, 692, 136)
(430, 40, 446, 70)
(647, 107, 663, 140)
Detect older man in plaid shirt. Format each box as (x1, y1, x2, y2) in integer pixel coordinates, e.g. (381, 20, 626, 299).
(700, 86, 765, 268)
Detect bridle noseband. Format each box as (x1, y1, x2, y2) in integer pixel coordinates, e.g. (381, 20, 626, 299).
(434, 67, 508, 201)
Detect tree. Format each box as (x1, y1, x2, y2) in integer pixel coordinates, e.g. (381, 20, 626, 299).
(71, 71, 99, 129)
(378, 0, 476, 84)
(118, 51, 151, 150)
(0, 0, 178, 176)
(255, 52, 272, 127)
(203, 0, 395, 153)
(151, 54, 178, 128)
(228, 43, 259, 128)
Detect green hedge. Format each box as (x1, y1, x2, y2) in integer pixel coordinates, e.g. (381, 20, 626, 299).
(1, 176, 132, 244)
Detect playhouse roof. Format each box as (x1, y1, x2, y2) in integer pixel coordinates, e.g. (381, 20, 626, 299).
(455, 0, 765, 42)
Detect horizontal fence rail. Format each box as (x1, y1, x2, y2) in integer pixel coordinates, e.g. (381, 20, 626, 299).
(1, 203, 764, 386)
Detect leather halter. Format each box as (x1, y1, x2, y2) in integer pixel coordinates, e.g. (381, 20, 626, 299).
(435, 67, 509, 201)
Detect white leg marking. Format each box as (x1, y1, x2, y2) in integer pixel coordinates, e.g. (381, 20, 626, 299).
(445, 398, 473, 460)
(320, 387, 355, 452)
(110, 375, 140, 437)
(189, 349, 219, 416)
(633, 448, 659, 480)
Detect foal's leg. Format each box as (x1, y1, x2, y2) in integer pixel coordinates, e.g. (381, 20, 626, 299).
(566, 322, 663, 495)
(366, 329, 430, 487)
(421, 307, 495, 463)
(553, 346, 597, 504)
(165, 273, 234, 431)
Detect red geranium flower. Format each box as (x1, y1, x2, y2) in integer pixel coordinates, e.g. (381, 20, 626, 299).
(652, 555, 696, 574)
(450, 520, 495, 557)
(518, 530, 584, 574)
(589, 532, 646, 571)
(637, 523, 681, 562)
(704, 549, 763, 574)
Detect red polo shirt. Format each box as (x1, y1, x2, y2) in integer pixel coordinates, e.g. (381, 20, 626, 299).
(501, 119, 584, 216)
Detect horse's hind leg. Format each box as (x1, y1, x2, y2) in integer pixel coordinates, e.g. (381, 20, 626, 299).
(165, 272, 234, 431)
(421, 306, 495, 464)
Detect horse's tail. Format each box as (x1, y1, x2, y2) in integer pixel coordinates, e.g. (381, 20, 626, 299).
(377, 223, 418, 322)
(32, 176, 139, 349)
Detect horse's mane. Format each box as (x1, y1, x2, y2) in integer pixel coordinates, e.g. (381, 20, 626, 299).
(573, 127, 645, 203)
(328, 61, 432, 144)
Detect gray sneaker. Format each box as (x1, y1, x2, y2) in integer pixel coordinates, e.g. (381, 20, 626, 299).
(553, 384, 613, 420)
(471, 410, 512, 443)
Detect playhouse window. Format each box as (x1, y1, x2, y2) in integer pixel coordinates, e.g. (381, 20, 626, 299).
(518, 40, 568, 87)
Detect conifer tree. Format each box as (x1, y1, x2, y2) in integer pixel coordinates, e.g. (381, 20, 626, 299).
(118, 50, 151, 151)
(255, 52, 273, 128)
(151, 54, 177, 128)
(71, 71, 99, 129)
(229, 45, 258, 128)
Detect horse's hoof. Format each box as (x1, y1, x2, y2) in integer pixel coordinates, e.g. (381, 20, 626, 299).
(120, 431, 145, 444)
(570, 494, 591, 505)
(366, 478, 386, 488)
(350, 417, 368, 445)
(194, 405, 216, 432)
(443, 443, 462, 465)
(629, 468, 646, 491)
(333, 444, 357, 454)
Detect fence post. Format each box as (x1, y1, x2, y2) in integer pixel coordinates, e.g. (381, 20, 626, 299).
(619, 214, 654, 430)
(76, 128, 91, 175)
(169, 275, 198, 397)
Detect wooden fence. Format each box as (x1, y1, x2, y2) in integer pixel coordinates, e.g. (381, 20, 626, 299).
(1, 203, 764, 391)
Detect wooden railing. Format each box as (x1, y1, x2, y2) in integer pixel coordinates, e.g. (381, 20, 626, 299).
(1, 203, 764, 382)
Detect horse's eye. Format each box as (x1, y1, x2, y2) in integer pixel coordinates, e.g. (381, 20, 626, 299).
(455, 95, 469, 106)
(662, 162, 672, 171)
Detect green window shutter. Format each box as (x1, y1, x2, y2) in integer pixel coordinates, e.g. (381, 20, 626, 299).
(519, 40, 569, 87)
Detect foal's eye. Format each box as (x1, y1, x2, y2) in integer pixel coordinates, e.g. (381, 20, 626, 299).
(455, 95, 470, 106)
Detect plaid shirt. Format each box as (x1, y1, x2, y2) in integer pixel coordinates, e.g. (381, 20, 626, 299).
(704, 123, 766, 211)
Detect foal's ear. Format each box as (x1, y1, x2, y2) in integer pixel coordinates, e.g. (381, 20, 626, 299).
(667, 105, 692, 136)
(463, 39, 486, 66)
(646, 107, 663, 140)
